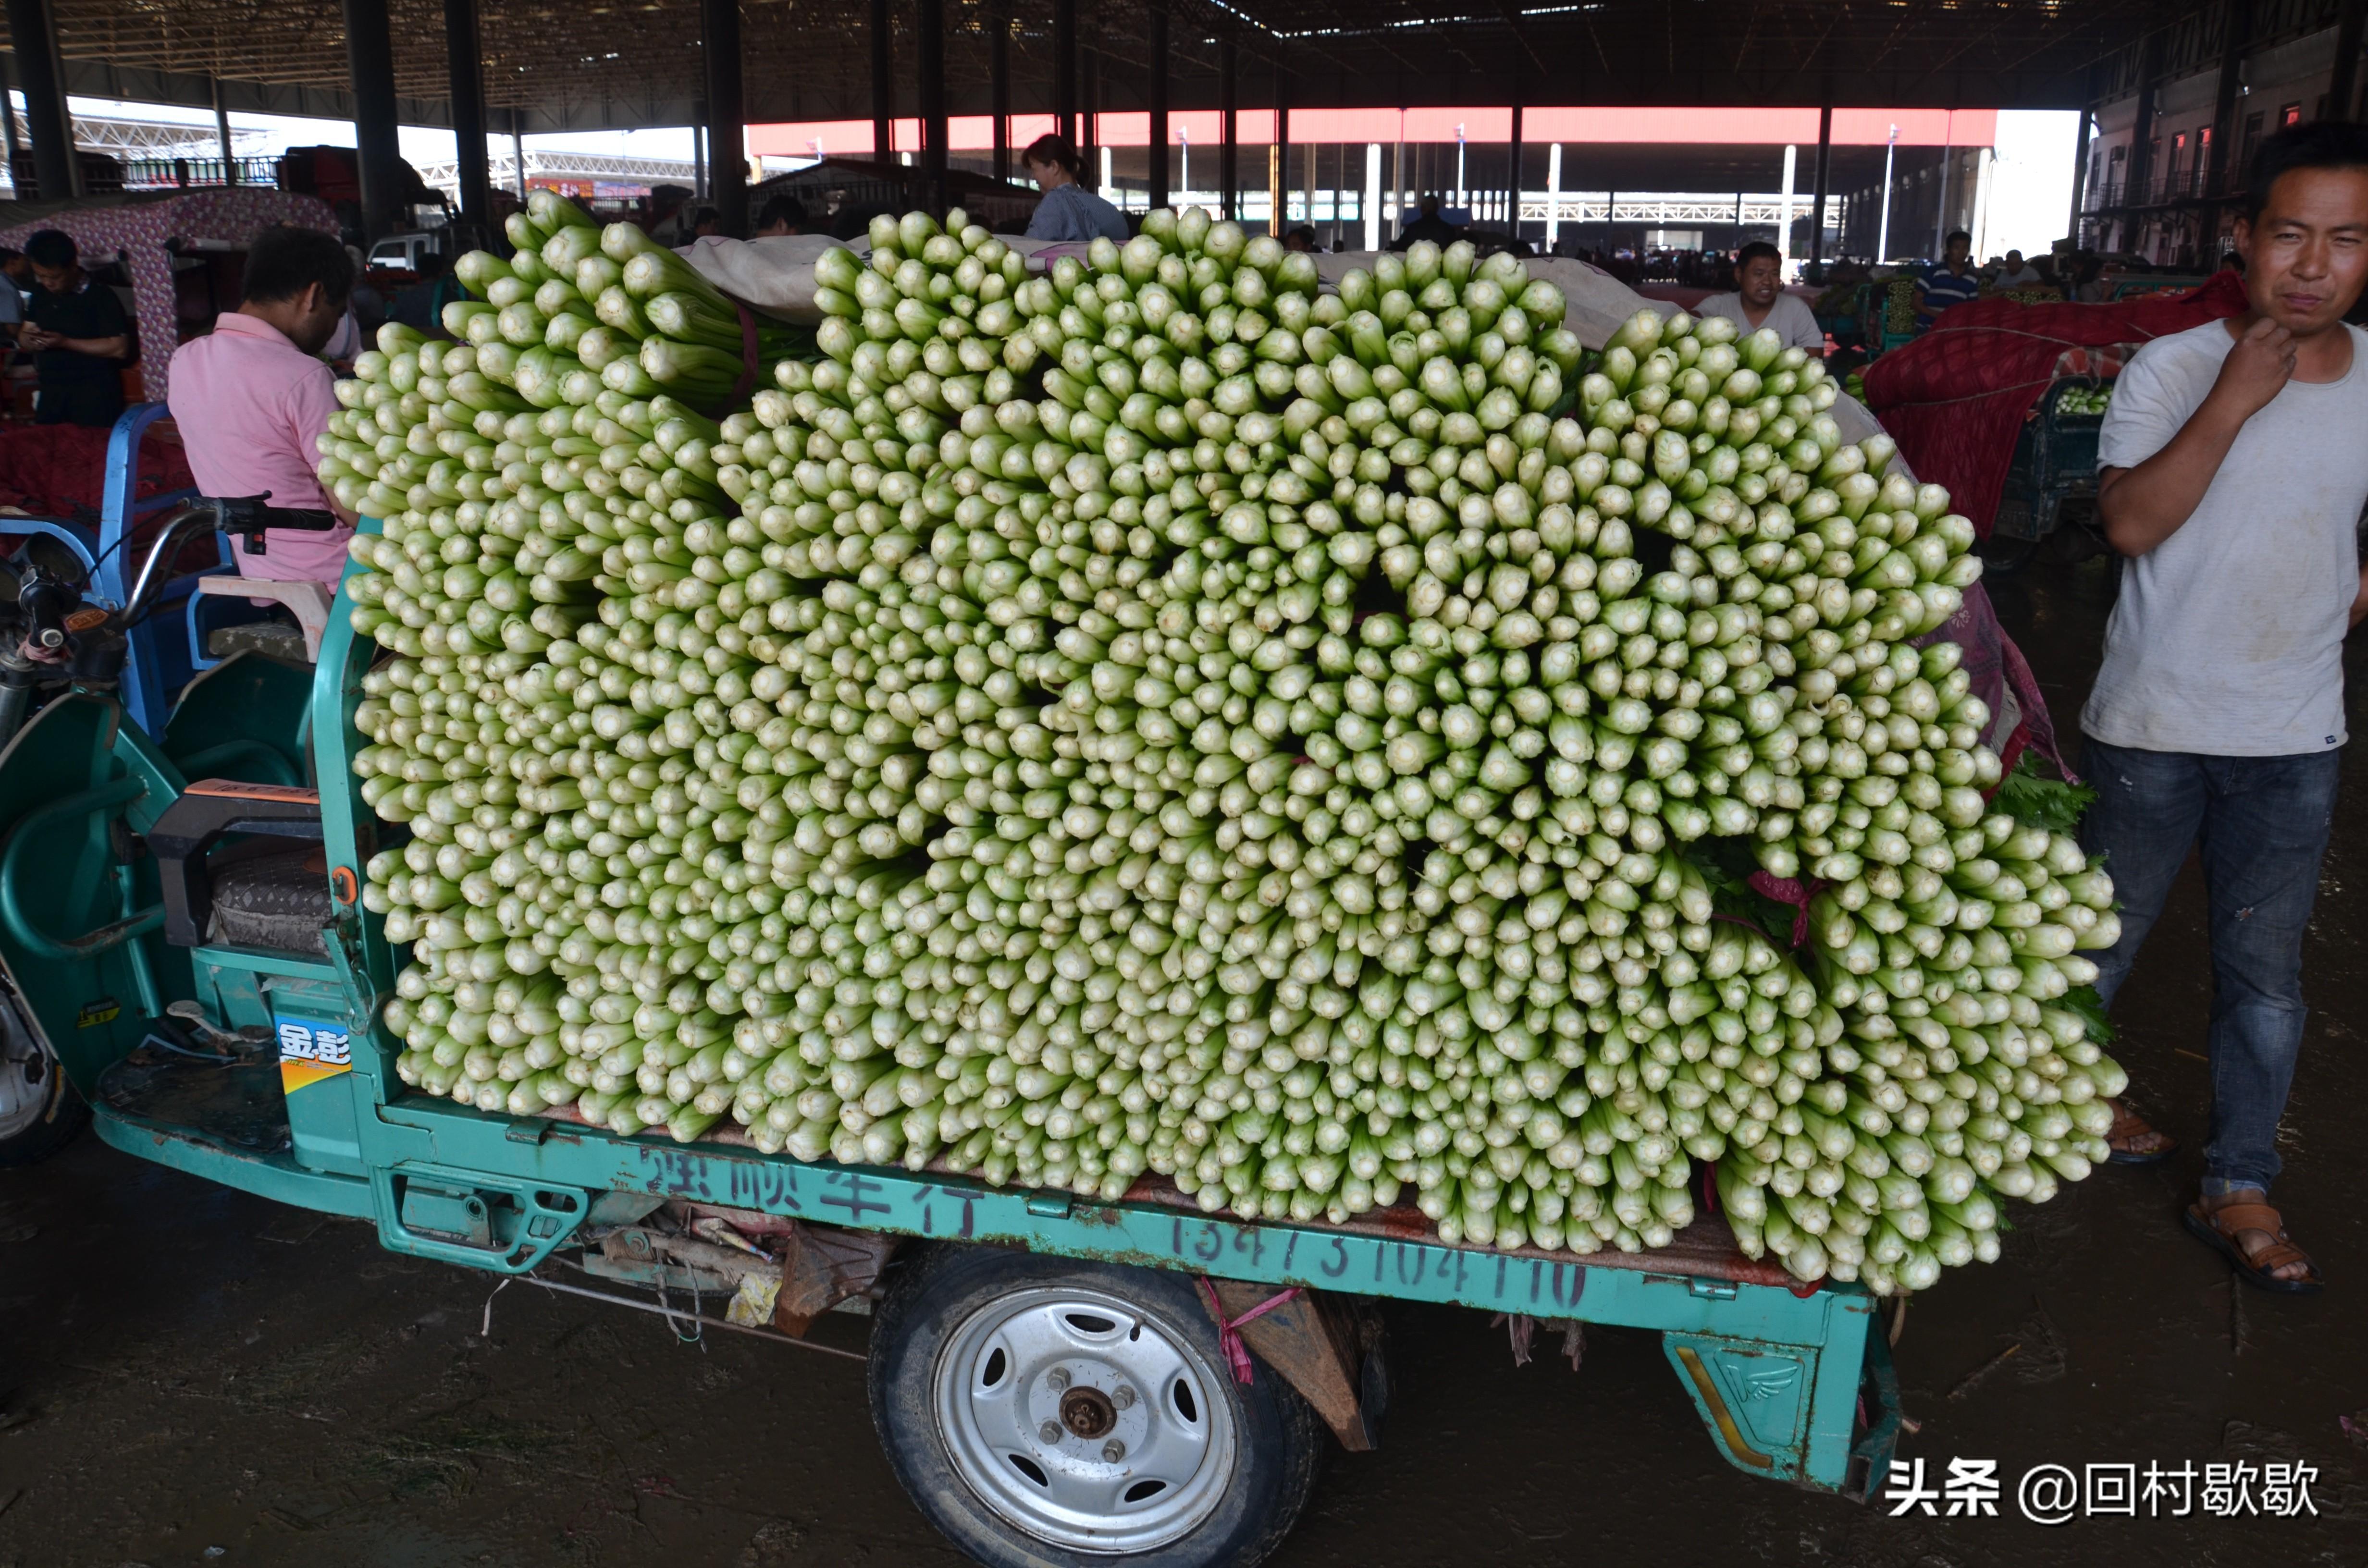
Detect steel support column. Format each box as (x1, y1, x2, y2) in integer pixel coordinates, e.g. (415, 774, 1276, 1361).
(0, 59, 23, 192)
(871, 0, 894, 161)
(2068, 106, 2092, 241)
(916, 0, 946, 216)
(212, 75, 236, 187)
(1272, 67, 1290, 238)
(1079, 31, 1098, 189)
(989, 1, 1011, 183)
(1053, 0, 1077, 147)
(1810, 98, 1832, 267)
(1219, 37, 1238, 221)
(1146, 0, 1169, 210)
(6, 0, 77, 199)
(702, 0, 746, 234)
(444, 0, 492, 239)
(2123, 26, 2164, 247)
(343, 0, 404, 242)
(1507, 99, 1523, 240)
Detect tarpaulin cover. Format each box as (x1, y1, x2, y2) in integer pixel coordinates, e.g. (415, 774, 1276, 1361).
(1862, 270, 2250, 536)
(0, 421, 192, 524)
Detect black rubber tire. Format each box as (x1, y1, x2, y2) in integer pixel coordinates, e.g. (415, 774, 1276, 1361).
(0, 1050, 89, 1167)
(868, 1246, 1326, 1568)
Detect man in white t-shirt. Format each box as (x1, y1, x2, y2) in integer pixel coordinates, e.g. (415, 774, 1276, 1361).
(2081, 122, 2368, 1295)
(1693, 242, 1825, 352)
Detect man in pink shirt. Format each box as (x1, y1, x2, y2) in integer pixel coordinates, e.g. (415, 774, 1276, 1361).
(168, 224, 359, 591)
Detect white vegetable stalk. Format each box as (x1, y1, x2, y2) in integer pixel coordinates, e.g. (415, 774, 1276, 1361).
(337, 203, 2121, 1292)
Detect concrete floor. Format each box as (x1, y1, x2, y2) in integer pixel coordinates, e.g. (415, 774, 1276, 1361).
(2, 550, 2364, 1568)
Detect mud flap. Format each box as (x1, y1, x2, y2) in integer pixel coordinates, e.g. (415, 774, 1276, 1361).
(1664, 1332, 1819, 1484)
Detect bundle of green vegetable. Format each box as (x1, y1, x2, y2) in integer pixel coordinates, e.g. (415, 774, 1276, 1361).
(2053, 382, 2113, 417)
(337, 203, 2123, 1294)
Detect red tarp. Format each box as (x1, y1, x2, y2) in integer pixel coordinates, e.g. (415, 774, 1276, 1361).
(0, 422, 193, 523)
(1862, 270, 2250, 536)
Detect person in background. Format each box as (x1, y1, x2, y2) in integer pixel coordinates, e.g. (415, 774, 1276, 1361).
(2071, 249, 2109, 302)
(1995, 248, 2044, 288)
(343, 244, 388, 334)
(1695, 241, 1825, 351)
(0, 248, 23, 343)
(647, 185, 692, 239)
(20, 230, 130, 428)
(166, 224, 358, 592)
(2079, 121, 2368, 1295)
(1284, 226, 1318, 254)
(1915, 228, 1981, 328)
(687, 207, 723, 239)
(1022, 134, 1127, 243)
(754, 195, 808, 237)
(387, 250, 459, 335)
(1390, 193, 1459, 250)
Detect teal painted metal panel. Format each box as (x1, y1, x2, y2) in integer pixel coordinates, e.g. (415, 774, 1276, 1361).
(0, 695, 195, 1090)
(91, 1106, 375, 1218)
(1665, 1332, 1821, 1483)
(307, 523, 402, 1014)
(191, 945, 344, 985)
(371, 1097, 1855, 1344)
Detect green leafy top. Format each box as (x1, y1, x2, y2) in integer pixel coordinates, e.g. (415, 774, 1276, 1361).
(1991, 750, 2096, 835)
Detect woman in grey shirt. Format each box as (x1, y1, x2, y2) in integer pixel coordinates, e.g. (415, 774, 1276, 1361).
(1024, 134, 1129, 243)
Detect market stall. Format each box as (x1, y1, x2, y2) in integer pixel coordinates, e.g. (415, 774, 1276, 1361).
(0, 187, 340, 403)
(1861, 270, 2249, 557)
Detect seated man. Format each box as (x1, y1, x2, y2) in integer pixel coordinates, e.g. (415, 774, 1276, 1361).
(19, 229, 130, 428)
(1916, 229, 1982, 329)
(166, 224, 359, 593)
(1694, 241, 1826, 351)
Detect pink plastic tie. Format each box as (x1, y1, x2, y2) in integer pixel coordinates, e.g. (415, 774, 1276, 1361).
(1196, 1278, 1303, 1385)
(1746, 870, 1827, 947)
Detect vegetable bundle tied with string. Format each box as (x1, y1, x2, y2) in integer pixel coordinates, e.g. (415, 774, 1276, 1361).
(332, 201, 2124, 1296)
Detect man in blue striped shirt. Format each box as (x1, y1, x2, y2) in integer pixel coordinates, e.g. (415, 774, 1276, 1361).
(1916, 229, 1981, 329)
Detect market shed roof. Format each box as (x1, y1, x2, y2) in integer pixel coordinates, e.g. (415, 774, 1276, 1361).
(0, 0, 2204, 132)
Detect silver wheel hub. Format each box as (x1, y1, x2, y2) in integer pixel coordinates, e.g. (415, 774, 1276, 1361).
(935, 1286, 1236, 1553)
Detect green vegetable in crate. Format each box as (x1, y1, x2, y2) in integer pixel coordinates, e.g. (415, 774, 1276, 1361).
(332, 198, 2124, 1296)
(2052, 382, 2113, 416)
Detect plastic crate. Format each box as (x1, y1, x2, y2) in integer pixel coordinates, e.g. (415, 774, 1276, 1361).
(1994, 380, 2107, 543)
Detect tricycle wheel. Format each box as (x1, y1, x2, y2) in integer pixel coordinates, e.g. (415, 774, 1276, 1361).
(0, 1025, 86, 1167)
(868, 1246, 1324, 1568)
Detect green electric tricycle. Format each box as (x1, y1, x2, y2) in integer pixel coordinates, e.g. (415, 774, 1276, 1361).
(0, 495, 1901, 1567)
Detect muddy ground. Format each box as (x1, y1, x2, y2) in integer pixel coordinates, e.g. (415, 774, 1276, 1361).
(3, 553, 2364, 1568)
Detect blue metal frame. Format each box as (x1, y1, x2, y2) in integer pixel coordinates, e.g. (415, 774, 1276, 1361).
(0, 403, 226, 738)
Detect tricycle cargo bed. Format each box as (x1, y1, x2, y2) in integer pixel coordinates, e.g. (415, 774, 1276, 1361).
(98, 1064, 1896, 1501)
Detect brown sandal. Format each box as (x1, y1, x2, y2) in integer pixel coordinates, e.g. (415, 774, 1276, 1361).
(2103, 1099, 2176, 1165)
(2182, 1200, 2324, 1294)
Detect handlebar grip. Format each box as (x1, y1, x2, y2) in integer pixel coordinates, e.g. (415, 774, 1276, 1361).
(257, 507, 341, 532)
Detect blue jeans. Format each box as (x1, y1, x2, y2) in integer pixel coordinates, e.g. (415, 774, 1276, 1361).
(2077, 736, 2342, 1195)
